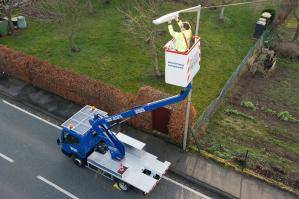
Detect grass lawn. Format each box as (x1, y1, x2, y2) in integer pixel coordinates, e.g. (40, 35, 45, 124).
(0, 0, 277, 114)
(199, 59, 299, 188)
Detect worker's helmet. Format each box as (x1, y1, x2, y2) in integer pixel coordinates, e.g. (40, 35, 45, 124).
(180, 21, 191, 31)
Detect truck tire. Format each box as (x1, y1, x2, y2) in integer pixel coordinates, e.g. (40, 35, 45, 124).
(118, 181, 129, 192)
(72, 156, 85, 168)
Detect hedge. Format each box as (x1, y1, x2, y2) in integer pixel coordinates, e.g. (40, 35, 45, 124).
(0, 45, 196, 144)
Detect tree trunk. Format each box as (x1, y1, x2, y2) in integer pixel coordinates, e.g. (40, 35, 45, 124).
(86, 0, 95, 15)
(219, 7, 225, 22)
(149, 36, 161, 78)
(293, 20, 299, 41)
(69, 31, 80, 52)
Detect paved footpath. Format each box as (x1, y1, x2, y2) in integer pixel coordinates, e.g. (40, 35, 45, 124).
(0, 78, 297, 199)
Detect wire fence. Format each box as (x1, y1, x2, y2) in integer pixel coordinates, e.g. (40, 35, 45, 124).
(192, 30, 268, 135)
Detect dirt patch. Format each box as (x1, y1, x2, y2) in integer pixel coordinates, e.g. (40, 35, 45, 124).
(228, 66, 299, 132)
(228, 65, 299, 188)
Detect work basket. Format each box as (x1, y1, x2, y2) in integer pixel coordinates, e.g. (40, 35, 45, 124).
(164, 36, 201, 87)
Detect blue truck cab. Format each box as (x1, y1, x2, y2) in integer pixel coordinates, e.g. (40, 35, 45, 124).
(60, 125, 101, 160)
(57, 106, 125, 167)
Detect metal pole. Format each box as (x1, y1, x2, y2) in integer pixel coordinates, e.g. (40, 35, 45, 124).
(195, 7, 201, 36)
(183, 7, 201, 150)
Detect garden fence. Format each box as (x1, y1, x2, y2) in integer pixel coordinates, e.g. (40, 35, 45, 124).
(192, 31, 269, 134)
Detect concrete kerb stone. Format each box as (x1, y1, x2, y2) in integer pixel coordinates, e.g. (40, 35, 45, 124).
(169, 168, 238, 199)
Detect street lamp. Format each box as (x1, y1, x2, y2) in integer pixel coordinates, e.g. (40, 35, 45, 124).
(153, 5, 202, 150)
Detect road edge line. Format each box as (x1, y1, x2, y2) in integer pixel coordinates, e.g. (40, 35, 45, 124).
(0, 152, 14, 163)
(163, 176, 211, 199)
(2, 100, 62, 130)
(37, 175, 79, 199)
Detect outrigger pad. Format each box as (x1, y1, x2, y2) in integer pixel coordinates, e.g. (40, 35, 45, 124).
(117, 166, 128, 175)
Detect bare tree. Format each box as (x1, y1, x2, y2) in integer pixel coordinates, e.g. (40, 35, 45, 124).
(119, 0, 164, 78)
(219, 0, 234, 22)
(0, 0, 25, 35)
(292, 1, 299, 41)
(86, 0, 94, 15)
(62, 0, 83, 52)
(30, 0, 84, 52)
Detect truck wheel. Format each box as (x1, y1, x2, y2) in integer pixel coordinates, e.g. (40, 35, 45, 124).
(73, 156, 85, 168)
(118, 181, 129, 192)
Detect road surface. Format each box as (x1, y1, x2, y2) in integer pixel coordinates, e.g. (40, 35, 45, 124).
(0, 98, 212, 199)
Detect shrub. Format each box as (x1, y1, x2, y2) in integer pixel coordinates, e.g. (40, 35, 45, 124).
(240, 100, 256, 111)
(275, 41, 299, 59)
(277, 111, 298, 122)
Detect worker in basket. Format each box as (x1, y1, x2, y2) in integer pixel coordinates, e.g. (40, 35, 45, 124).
(167, 17, 192, 53)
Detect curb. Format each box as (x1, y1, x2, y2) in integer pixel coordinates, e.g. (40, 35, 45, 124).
(0, 88, 65, 125)
(168, 168, 238, 199)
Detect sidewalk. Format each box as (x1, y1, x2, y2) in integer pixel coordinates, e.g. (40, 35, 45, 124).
(0, 78, 297, 199)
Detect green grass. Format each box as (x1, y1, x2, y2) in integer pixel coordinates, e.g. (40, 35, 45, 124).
(0, 0, 277, 114)
(202, 106, 299, 175)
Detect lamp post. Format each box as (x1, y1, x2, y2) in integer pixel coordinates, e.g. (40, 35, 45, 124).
(153, 5, 202, 150)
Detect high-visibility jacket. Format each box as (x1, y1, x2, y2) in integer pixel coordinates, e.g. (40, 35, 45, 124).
(168, 20, 192, 52)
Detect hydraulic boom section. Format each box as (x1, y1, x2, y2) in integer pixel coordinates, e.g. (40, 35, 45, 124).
(90, 83, 192, 161)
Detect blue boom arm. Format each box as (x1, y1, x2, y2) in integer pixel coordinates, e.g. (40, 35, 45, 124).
(90, 83, 192, 160)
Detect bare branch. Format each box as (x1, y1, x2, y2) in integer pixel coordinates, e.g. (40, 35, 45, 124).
(119, 0, 164, 77)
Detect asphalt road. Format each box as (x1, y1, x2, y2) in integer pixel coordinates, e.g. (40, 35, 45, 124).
(0, 99, 211, 199)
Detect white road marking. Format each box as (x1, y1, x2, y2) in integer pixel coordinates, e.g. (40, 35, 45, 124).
(163, 176, 211, 199)
(2, 100, 62, 130)
(37, 176, 79, 199)
(2, 99, 211, 198)
(0, 152, 14, 163)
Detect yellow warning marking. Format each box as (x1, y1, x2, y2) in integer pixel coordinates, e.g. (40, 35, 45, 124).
(113, 183, 121, 191)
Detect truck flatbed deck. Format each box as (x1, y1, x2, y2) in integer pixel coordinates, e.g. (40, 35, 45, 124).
(87, 132, 170, 194)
